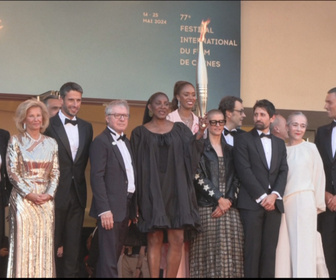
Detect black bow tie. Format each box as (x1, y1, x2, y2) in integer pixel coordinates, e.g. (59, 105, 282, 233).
(260, 133, 272, 139)
(110, 130, 126, 141)
(65, 118, 78, 126)
(117, 134, 126, 141)
(224, 129, 237, 136)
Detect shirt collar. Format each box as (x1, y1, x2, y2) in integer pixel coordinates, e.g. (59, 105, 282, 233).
(58, 110, 77, 125)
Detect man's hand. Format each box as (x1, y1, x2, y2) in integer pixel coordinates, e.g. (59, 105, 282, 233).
(260, 193, 277, 211)
(326, 192, 336, 211)
(0, 247, 8, 257)
(100, 211, 114, 230)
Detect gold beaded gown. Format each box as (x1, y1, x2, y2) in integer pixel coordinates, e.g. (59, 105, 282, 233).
(6, 133, 60, 278)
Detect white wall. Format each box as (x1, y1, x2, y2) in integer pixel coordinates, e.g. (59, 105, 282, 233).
(241, 1, 336, 111)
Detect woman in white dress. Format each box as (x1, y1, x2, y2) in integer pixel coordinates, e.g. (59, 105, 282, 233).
(275, 111, 328, 277)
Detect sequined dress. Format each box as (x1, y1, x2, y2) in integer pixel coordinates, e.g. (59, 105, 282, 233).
(6, 133, 60, 278)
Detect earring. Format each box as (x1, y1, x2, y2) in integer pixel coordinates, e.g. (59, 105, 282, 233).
(177, 100, 180, 108)
(23, 123, 26, 130)
(148, 110, 153, 117)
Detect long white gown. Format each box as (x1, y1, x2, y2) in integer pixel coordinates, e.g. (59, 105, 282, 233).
(275, 141, 328, 277)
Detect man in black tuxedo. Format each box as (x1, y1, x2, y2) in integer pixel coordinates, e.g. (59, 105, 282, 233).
(218, 96, 246, 146)
(44, 82, 93, 277)
(89, 100, 136, 278)
(315, 87, 336, 277)
(0, 128, 11, 270)
(233, 99, 288, 278)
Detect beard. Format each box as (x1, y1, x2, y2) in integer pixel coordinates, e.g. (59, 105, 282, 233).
(255, 122, 266, 131)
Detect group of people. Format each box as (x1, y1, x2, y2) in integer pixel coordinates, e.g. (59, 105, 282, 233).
(1, 81, 336, 278)
(3, 82, 93, 278)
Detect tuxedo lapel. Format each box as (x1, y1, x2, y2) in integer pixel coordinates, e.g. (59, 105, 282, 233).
(326, 124, 334, 162)
(252, 130, 269, 170)
(104, 129, 127, 173)
(0, 132, 7, 175)
(74, 120, 86, 163)
(52, 116, 73, 160)
(270, 138, 279, 172)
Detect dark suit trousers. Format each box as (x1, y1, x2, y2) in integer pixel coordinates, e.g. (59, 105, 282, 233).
(240, 207, 281, 278)
(54, 181, 85, 278)
(318, 210, 336, 277)
(95, 198, 130, 278)
(0, 194, 5, 246)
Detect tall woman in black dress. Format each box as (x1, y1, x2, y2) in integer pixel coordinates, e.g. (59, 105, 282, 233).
(130, 92, 206, 278)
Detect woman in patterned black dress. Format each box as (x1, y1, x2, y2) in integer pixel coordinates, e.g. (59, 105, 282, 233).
(190, 109, 244, 278)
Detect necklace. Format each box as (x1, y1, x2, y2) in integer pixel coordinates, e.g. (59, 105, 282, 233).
(27, 132, 42, 142)
(179, 111, 193, 126)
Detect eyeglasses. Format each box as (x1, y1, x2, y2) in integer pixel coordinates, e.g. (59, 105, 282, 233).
(108, 113, 130, 120)
(209, 120, 225, 126)
(233, 109, 245, 115)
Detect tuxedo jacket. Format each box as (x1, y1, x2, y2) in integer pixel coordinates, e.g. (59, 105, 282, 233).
(0, 129, 11, 207)
(222, 127, 246, 145)
(0, 129, 11, 243)
(89, 128, 136, 222)
(44, 114, 93, 209)
(315, 122, 336, 194)
(233, 128, 288, 212)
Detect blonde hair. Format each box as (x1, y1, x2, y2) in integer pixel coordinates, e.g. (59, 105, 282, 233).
(14, 98, 50, 133)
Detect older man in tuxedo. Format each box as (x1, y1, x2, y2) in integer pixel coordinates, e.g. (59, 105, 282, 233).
(233, 99, 288, 277)
(44, 82, 93, 277)
(89, 100, 136, 278)
(315, 87, 336, 277)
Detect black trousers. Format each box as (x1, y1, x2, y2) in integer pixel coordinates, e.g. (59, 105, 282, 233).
(95, 196, 131, 278)
(54, 182, 85, 278)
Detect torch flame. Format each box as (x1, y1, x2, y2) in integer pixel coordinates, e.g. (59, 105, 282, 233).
(199, 19, 211, 42)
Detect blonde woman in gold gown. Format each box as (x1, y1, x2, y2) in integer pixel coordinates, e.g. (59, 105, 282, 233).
(6, 99, 60, 278)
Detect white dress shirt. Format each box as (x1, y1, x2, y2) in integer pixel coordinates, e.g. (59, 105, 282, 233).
(256, 130, 281, 203)
(58, 111, 79, 161)
(332, 121, 336, 157)
(108, 127, 135, 194)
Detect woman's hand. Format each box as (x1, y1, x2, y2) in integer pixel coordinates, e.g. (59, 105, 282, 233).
(199, 113, 208, 131)
(211, 206, 224, 218)
(196, 114, 208, 139)
(218, 197, 232, 213)
(25, 193, 52, 205)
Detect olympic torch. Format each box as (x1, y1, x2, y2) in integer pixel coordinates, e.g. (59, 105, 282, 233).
(196, 19, 210, 117)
